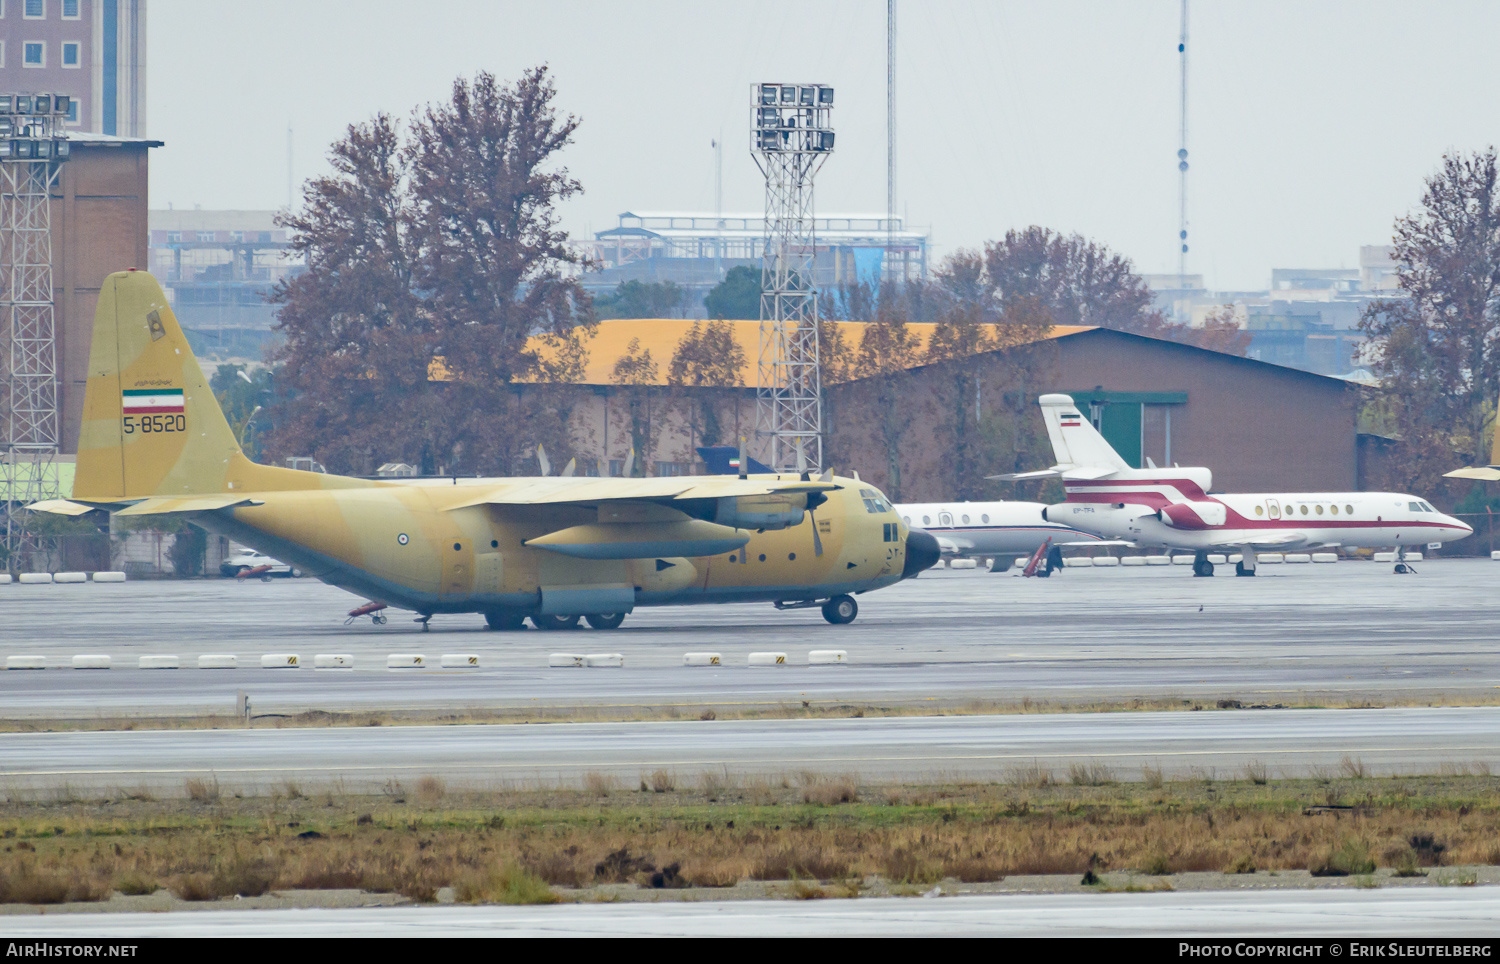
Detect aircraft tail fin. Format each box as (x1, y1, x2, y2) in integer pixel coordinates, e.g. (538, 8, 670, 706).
(72, 270, 357, 504)
(1037, 394, 1131, 474)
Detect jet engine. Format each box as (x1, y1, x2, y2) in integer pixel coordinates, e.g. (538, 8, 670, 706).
(1157, 501, 1227, 530)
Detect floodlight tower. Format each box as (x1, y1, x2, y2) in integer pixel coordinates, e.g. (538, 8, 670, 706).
(751, 82, 834, 473)
(0, 92, 72, 571)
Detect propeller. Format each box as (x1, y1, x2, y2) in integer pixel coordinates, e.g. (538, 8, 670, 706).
(562, 458, 576, 477)
(738, 435, 748, 480)
(806, 491, 827, 557)
(536, 444, 551, 477)
(622, 445, 635, 479)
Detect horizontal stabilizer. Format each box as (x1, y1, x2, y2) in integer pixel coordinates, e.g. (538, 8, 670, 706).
(986, 469, 1063, 482)
(113, 495, 266, 516)
(1444, 466, 1500, 481)
(987, 464, 1116, 483)
(28, 499, 105, 516)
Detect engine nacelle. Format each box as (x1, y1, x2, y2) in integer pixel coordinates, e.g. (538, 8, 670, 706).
(1158, 501, 1227, 530)
(712, 493, 807, 531)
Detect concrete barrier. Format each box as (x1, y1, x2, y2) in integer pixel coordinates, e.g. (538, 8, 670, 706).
(1257, 553, 1285, 564)
(440, 654, 481, 668)
(1092, 556, 1120, 567)
(6, 655, 45, 670)
(583, 653, 624, 668)
(53, 572, 87, 584)
(1373, 551, 1398, 563)
(748, 652, 788, 666)
(1228, 553, 1243, 563)
(808, 649, 847, 664)
(138, 655, 179, 669)
(198, 654, 237, 669)
(1207, 554, 1227, 565)
(548, 653, 584, 668)
(683, 652, 722, 666)
(1171, 555, 1194, 565)
(314, 654, 354, 669)
(1145, 555, 1172, 566)
(0, 574, 10, 584)
(1121, 556, 1148, 567)
(1062, 557, 1091, 568)
(91, 571, 126, 583)
(19, 573, 52, 584)
(387, 654, 427, 669)
(1311, 553, 1339, 563)
(1491, 550, 1500, 561)
(260, 654, 301, 669)
(72, 655, 110, 669)
(1284, 553, 1312, 564)
(949, 558, 977, 570)
(1403, 551, 1424, 562)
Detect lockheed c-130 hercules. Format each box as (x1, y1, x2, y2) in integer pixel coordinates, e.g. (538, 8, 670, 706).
(33, 270, 940, 630)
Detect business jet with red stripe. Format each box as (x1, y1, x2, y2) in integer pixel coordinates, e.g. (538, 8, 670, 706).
(990, 394, 1471, 576)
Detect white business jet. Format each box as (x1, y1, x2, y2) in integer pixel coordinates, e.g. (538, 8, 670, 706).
(893, 500, 1105, 572)
(990, 394, 1472, 576)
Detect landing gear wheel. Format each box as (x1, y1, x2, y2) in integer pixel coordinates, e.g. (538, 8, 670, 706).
(485, 611, 526, 631)
(530, 614, 580, 631)
(1394, 562, 1413, 574)
(1235, 561, 1255, 577)
(821, 594, 858, 625)
(1192, 558, 1214, 577)
(585, 612, 626, 630)
(372, 613, 387, 625)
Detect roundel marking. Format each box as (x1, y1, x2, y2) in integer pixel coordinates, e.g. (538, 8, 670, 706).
(397, 533, 409, 546)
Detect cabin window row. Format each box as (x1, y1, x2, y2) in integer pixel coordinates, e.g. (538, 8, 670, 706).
(1253, 504, 1355, 517)
(902, 514, 992, 527)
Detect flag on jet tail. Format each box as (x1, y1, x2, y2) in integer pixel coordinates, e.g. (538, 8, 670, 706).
(122, 388, 185, 414)
(1060, 412, 1082, 427)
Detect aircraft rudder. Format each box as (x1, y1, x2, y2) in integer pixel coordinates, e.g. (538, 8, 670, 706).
(1037, 393, 1131, 472)
(74, 270, 242, 501)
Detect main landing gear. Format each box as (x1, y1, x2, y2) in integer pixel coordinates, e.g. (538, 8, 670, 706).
(821, 594, 858, 625)
(1192, 551, 1214, 577)
(1235, 550, 1257, 577)
(487, 612, 629, 631)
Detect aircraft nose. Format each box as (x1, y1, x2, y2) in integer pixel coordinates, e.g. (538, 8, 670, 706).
(1447, 516, 1474, 540)
(903, 528, 941, 579)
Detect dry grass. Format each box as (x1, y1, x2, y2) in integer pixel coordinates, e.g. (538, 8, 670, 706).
(643, 770, 675, 794)
(416, 776, 446, 804)
(1067, 761, 1114, 787)
(2, 773, 1500, 904)
(1006, 762, 1053, 788)
(184, 776, 219, 803)
(1243, 761, 1269, 785)
(582, 772, 616, 797)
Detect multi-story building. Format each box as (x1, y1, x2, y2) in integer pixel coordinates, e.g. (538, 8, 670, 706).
(584, 210, 930, 315)
(2, 0, 146, 137)
(148, 209, 301, 361)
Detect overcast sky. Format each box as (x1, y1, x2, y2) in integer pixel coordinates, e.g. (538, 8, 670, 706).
(148, 0, 1500, 291)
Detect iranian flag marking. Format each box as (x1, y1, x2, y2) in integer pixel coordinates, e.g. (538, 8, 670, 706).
(123, 388, 184, 414)
(1060, 413, 1082, 427)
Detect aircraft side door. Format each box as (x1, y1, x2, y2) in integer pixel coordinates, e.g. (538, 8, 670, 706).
(1265, 498, 1281, 521)
(939, 512, 954, 527)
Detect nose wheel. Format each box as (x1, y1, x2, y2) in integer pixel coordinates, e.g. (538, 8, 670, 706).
(821, 594, 858, 625)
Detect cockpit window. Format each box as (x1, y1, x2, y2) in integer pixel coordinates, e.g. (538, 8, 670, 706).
(858, 488, 892, 514)
(1409, 502, 1423, 512)
(1419, 501, 1435, 512)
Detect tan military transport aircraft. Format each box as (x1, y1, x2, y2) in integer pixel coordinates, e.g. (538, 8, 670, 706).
(33, 271, 939, 630)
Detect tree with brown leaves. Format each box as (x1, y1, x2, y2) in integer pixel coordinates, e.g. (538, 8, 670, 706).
(611, 338, 659, 476)
(667, 320, 746, 457)
(269, 67, 592, 476)
(1360, 148, 1500, 496)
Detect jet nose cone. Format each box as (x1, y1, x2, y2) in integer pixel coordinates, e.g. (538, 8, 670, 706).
(903, 528, 941, 579)
(1449, 516, 1474, 540)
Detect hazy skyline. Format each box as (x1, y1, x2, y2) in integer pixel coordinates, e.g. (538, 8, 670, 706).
(147, 0, 1500, 291)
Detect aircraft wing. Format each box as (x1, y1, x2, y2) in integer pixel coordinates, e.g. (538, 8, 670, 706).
(987, 465, 1116, 482)
(1204, 532, 1311, 550)
(442, 476, 841, 511)
(1445, 466, 1500, 481)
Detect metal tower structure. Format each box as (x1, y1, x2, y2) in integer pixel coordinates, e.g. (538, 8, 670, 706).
(751, 82, 834, 473)
(0, 93, 72, 572)
(888, 0, 897, 281)
(1177, 0, 1190, 288)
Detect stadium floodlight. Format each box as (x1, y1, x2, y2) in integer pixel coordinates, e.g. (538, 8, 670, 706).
(757, 107, 779, 128)
(0, 119, 12, 137)
(0, 96, 12, 115)
(779, 85, 795, 104)
(52, 94, 70, 116)
(819, 132, 835, 151)
(15, 95, 33, 115)
(53, 139, 69, 159)
(818, 86, 834, 106)
(760, 84, 778, 105)
(0, 142, 12, 159)
(34, 94, 51, 115)
(799, 86, 815, 106)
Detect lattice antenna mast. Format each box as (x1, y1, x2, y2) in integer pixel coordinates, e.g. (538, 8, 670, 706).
(0, 92, 73, 572)
(752, 82, 834, 473)
(1177, 0, 1190, 289)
